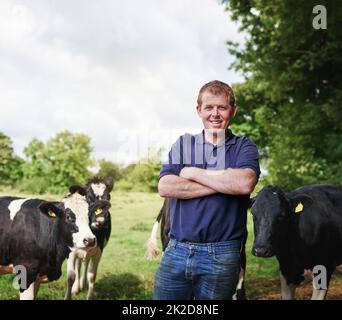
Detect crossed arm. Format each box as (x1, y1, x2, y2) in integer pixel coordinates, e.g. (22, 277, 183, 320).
(158, 167, 257, 200)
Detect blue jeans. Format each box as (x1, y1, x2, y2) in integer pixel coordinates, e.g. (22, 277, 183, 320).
(153, 238, 242, 300)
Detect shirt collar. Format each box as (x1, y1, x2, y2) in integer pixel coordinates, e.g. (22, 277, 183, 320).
(195, 129, 237, 147)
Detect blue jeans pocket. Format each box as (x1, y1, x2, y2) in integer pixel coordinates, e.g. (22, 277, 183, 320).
(212, 248, 240, 265)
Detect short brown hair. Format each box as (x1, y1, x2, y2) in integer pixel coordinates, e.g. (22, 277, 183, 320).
(197, 80, 236, 108)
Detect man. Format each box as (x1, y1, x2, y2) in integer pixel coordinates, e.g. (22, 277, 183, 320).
(153, 80, 260, 300)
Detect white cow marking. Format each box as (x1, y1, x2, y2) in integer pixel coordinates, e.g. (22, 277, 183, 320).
(62, 192, 95, 248)
(19, 281, 36, 300)
(8, 199, 29, 221)
(91, 183, 106, 198)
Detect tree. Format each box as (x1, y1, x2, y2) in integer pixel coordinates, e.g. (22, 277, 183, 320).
(223, 0, 342, 189)
(116, 148, 163, 192)
(0, 132, 24, 185)
(0, 132, 14, 183)
(45, 131, 94, 192)
(22, 131, 94, 194)
(230, 81, 270, 158)
(6, 156, 25, 186)
(23, 138, 46, 178)
(96, 159, 123, 181)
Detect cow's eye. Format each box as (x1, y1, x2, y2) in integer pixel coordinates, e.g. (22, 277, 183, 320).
(66, 214, 74, 222)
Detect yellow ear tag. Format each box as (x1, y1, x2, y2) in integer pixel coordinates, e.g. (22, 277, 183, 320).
(295, 202, 304, 213)
(95, 208, 103, 215)
(48, 210, 56, 218)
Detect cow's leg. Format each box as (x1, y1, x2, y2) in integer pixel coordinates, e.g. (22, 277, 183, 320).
(86, 250, 101, 300)
(71, 257, 81, 295)
(311, 288, 327, 300)
(20, 281, 37, 300)
(280, 273, 296, 300)
(233, 267, 246, 300)
(233, 239, 247, 300)
(80, 258, 89, 292)
(64, 253, 76, 300)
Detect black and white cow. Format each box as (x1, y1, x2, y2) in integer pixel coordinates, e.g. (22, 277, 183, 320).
(146, 197, 248, 300)
(251, 184, 342, 300)
(65, 177, 114, 300)
(0, 186, 102, 300)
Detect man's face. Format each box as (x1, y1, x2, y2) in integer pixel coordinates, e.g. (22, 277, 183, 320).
(196, 91, 236, 132)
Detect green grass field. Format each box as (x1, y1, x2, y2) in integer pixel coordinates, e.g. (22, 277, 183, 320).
(0, 188, 341, 300)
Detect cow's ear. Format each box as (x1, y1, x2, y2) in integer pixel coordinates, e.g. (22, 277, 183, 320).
(69, 185, 87, 197)
(104, 177, 114, 192)
(248, 196, 256, 209)
(289, 194, 313, 214)
(38, 202, 63, 218)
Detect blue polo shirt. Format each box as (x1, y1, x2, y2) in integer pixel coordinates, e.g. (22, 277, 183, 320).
(159, 129, 260, 243)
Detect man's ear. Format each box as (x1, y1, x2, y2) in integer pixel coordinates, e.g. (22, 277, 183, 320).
(69, 185, 87, 197)
(289, 193, 313, 214)
(38, 202, 63, 218)
(196, 104, 202, 116)
(104, 177, 114, 192)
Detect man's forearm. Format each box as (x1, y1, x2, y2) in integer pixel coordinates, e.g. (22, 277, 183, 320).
(180, 167, 257, 195)
(158, 174, 217, 199)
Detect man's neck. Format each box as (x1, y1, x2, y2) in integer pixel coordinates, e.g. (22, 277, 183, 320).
(204, 129, 228, 145)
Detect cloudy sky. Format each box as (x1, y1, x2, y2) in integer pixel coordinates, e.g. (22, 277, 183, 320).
(0, 0, 245, 165)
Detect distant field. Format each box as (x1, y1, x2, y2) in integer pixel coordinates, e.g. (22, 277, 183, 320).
(0, 189, 341, 300)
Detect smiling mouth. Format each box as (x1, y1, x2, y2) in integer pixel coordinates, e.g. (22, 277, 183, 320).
(210, 121, 222, 127)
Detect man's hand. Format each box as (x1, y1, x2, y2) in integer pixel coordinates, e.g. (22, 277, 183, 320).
(158, 174, 217, 199)
(179, 167, 198, 180)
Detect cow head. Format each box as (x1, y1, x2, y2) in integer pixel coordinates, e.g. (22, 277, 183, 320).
(88, 199, 111, 230)
(62, 185, 97, 249)
(251, 185, 314, 258)
(38, 201, 78, 247)
(85, 177, 114, 203)
(251, 185, 292, 257)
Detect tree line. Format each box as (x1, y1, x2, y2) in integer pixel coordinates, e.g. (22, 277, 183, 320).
(0, 131, 162, 194)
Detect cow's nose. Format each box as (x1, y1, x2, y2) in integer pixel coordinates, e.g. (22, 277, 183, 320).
(252, 246, 270, 257)
(83, 237, 96, 247)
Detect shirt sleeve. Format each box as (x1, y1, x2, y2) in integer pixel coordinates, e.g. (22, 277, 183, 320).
(235, 137, 261, 178)
(159, 137, 184, 180)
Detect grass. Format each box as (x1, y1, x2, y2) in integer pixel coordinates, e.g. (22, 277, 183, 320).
(0, 188, 341, 300)
(0, 189, 162, 300)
